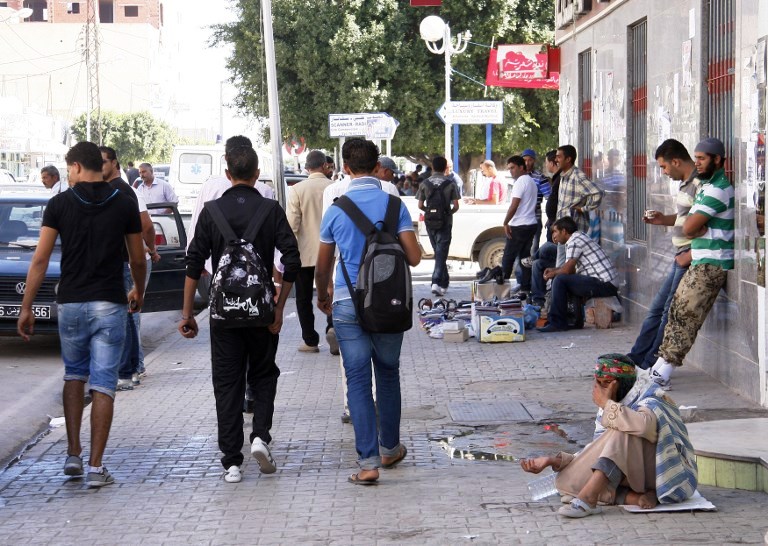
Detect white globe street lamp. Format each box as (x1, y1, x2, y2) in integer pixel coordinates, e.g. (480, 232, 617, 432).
(0, 7, 33, 22)
(420, 16, 471, 161)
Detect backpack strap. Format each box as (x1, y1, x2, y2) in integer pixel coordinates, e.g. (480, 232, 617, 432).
(205, 197, 271, 244)
(242, 199, 273, 242)
(205, 200, 238, 243)
(333, 195, 377, 235)
(383, 193, 402, 235)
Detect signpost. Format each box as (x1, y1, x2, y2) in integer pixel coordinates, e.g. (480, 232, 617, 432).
(329, 112, 399, 158)
(436, 100, 504, 161)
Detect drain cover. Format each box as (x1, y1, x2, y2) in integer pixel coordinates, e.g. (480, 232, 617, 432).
(448, 401, 533, 424)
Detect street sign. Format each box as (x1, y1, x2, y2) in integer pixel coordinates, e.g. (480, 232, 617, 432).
(328, 112, 398, 138)
(436, 100, 504, 125)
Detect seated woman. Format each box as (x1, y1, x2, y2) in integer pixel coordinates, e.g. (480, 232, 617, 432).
(521, 354, 697, 518)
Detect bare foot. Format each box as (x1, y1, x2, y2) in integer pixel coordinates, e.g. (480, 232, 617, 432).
(637, 491, 658, 509)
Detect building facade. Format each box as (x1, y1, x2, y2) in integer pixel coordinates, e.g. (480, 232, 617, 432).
(1, 0, 161, 26)
(556, 0, 768, 405)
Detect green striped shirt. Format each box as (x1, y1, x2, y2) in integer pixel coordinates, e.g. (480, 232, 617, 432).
(689, 169, 734, 269)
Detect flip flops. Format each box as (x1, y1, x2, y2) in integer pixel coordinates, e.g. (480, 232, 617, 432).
(381, 445, 408, 469)
(348, 473, 378, 486)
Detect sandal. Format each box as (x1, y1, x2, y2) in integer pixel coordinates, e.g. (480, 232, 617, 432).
(381, 444, 407, 469)
(418, 298, 433, 311)
(348, 473, 378, 486)
(557, 498, 603, 518)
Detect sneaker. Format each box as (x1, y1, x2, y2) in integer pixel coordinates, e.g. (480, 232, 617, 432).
(86, 466, 114, 488)
(298, 343, 319, 353)
(326, 328, 340, 356)
(116, 379, 133, 391)
(224, 465, 242, 483)
(431, 283, 441, 295)
(131, 373, 140, 386)
(651, 370, 672, 389)
(520, 257, 533, 268)
(64, 455, 84, 476)
(341, 412, 351, 424)
(251, 437, 277, 474)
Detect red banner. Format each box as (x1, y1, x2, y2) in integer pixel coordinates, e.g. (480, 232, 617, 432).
(486, 44, 560, 90)
(410, 0, 441, 5)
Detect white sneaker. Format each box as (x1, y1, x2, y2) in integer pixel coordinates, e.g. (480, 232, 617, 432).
(251, 437, 277, 474)
(224, 465, 242, 483)
(431, 284, 441, 295)
(116, 379, 133, 391)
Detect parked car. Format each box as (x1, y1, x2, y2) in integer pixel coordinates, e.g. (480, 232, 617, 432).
(0, 194, 188, 335)
(153, 164, 170, 181)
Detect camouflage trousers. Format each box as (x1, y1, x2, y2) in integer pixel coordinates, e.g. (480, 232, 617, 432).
(658, 264, 727, 366)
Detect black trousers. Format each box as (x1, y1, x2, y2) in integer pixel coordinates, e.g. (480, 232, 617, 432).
(210, 323, 280, 469)
(294, 266, 320, 346)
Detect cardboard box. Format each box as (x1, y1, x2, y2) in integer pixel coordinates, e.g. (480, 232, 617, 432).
(478, 315, 525, 343)
(472, 280, 512, 301)
(444, 328, 469, 342)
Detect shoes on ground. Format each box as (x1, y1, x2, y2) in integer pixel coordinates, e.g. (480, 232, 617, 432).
(478, 266, 503, 284)
(64, 454, 83, 477)
(86, 466, 114, 488)
(431, 284, 446, 296)
(131, 373, 140, 386)
(558, 498, 603, 518)
(116, 379, 134, 391)
(341, 412, 351, 424)
(224, 465, 242, 483)
(537, 323, 565, 333)
(326, 328, 340, 356)
(475, 267, 490, 279)
(251, 437, 277, 474)
(298, 343, 320, 353)
(651, 370, 672, 390)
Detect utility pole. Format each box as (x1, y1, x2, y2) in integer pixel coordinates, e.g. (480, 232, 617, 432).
(84, 0, 101, 143)
(261, 0, 286, 208)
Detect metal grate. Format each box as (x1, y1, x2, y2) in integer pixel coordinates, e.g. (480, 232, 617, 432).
(447, 400, 533, 424)
(705, 0, 734, 178)
(578, 49, 593, 179)
(0, 277, 57, 303)
(628, 19, 648, 242)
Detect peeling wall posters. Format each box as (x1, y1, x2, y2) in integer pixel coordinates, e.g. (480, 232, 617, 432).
(757, 38, 766, 87)
(682, 40, 692, 87)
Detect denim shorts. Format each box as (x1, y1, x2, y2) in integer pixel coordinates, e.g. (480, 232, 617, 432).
(58, 301, 127, 399)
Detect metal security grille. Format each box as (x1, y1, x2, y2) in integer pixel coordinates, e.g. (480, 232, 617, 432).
(705, 0, 734, 178)
(628, 19, 647, 242)
(578, 50, 593, 179)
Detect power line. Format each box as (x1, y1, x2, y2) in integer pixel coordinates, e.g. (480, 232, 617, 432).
(0, 50, 79, 67)
(0, 62, 83, 83)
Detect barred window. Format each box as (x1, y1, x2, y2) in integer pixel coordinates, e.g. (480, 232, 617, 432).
(578, 49, 593, 180)
(704, 0, 734, 178)
(628, 19, 647, 242)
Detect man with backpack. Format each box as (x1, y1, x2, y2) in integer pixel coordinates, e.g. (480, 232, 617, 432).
(179, 145, 300, 484)
(315, 138, 421, 485)
(416, 156, 460, 296)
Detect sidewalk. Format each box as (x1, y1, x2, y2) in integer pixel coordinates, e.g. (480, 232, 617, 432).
(0, 281, 766, 544)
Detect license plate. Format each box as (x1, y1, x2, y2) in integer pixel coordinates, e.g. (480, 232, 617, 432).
(0, 304, 51, 319)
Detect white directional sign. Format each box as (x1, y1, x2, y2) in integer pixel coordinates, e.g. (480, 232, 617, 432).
(329, 112, 398, 138)
(436, 101, 504, 125)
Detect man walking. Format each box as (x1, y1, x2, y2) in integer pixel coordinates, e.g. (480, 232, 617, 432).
(180, 144, 300, 484)
(135, 162, 178, 205)
(650, 137, 734, 387)
(287, 150, 333, 353)
(627, 139, 699, 369)
(500, 155, 538, 290)
(315, 138, 421, 485)
(537, 216, 619, 332)
(416, 155, 459, 296)
(18, 142, 146, 487)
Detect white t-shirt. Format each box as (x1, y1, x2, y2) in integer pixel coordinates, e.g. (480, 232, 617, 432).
(507, 174, 538, 226)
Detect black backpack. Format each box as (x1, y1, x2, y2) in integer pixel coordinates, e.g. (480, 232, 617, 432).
(205, 199, 276, 328)
(334, 194, 413, 333)
(422, 176, 451, 230)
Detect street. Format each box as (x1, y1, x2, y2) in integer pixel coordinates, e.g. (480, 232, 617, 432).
(0, 274, 766, 544)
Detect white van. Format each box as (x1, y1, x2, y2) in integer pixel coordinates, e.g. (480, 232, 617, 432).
(168, 145, 273, 215)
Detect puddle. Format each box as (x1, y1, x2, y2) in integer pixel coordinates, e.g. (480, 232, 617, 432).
(431, 431, 518, 462)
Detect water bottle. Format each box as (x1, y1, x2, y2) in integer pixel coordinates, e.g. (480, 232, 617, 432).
(527, 472, 559, 501)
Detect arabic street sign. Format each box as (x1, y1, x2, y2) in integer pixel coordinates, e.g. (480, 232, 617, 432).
(435, 101, 504, 125)
(329, 112, 398, 138)
(366, 115, 399, 140)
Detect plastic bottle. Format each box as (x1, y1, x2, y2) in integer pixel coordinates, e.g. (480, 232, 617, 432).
(527, 472, 559, 500)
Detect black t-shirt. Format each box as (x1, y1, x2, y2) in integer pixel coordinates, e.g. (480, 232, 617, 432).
(43, 181, 142, 304)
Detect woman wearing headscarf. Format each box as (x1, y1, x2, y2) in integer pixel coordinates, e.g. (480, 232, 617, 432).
(521, 354, 697, 518)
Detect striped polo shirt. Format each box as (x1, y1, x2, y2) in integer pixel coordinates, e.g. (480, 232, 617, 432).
(689, 169, 734, 269)
(671, 170, 699, 249)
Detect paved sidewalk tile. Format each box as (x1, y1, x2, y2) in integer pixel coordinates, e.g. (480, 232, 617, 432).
(0, 282, 766, 544)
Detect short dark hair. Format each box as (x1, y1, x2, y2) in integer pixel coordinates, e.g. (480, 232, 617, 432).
(654, 139, 692, 162)
(65, 142, 103, 172)
(226, 145, 259, 180)
(225, 135, 252, 155)
(98, 146, 119, 169)
(342, 138, 379, 174)
(325, 155, 334, 164)
(558, 145, 577, 162)
(127, 161, 134, 167)
(305, 150, 326, 170)
(432, 156, 448, 173)
(552, 216, 578, 234)
(506, 155, 525, 168)
(545, 150, 557, 163)
(40, 165, 60, 180)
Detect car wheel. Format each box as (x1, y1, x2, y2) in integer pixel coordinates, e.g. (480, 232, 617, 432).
(478, 237, 506, 270)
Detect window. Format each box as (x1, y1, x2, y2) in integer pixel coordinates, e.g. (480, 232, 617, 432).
(179, 154, 212, 184)
(628, 19, 648, 242)
(578, 49, 593, 180)
(67, 2, 80, 14)
(98, 0, 113, 23)
(0, 3, 8, 8)
(124, 5, 138, 17)
(22, 1, 47, 21)
(704, 0, 735, 178)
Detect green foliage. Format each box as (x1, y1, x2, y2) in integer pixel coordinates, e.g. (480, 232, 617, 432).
(212, 0, 558, 164)
(70, 111, 177, 164)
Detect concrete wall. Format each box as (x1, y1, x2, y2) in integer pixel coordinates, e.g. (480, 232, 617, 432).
(557, 0, 768, 405)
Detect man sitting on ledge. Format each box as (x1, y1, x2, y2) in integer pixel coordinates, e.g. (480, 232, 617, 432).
(537, 216, 618, 333)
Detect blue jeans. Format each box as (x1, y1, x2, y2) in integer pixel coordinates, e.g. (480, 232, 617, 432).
(627, 259, 688, 369)
(58, 301, 127, 398)
(548, 274, 618, 329)
(118, 260, 151, 379)
(332, 299, 404, 469)
(530, 242, 558, 305)
(501, 223, 537, 289)
(427, 224, 452, 289)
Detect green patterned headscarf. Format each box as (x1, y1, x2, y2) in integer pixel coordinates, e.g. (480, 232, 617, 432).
(595, 353, 637, 401)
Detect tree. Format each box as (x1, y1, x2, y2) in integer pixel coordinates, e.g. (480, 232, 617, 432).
(212, 0, 558, 170)
(70, 111, 177, 164)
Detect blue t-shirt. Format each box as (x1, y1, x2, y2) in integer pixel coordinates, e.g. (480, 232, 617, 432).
(319, 176, 414, 301)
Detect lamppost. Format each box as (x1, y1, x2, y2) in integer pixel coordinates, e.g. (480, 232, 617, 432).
(419, 15, 470, 161)
(0, 7, 33, 22)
